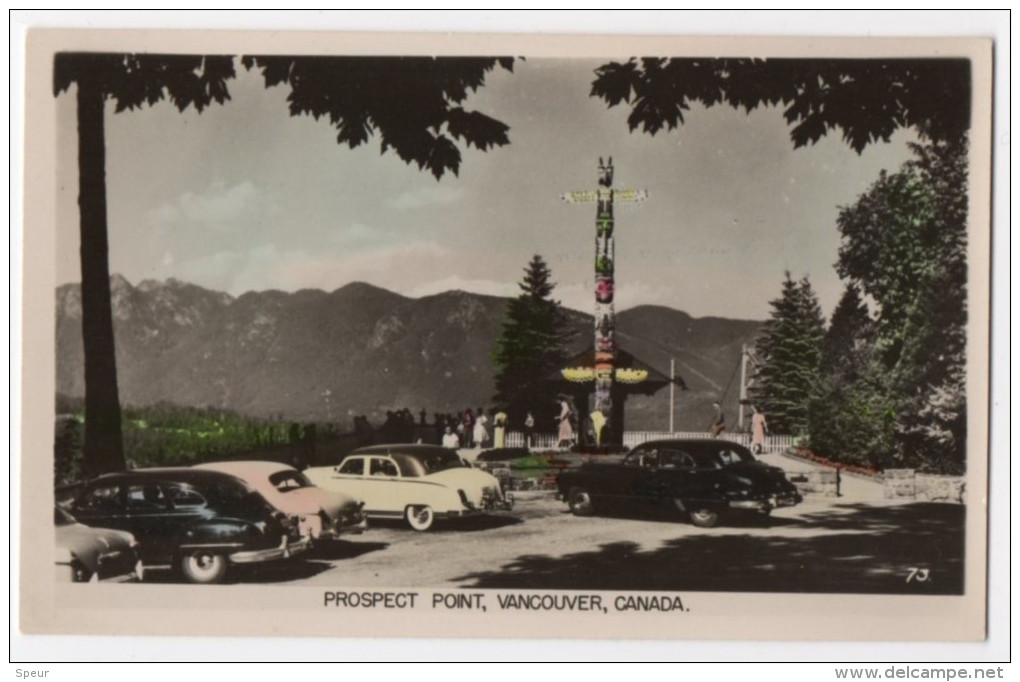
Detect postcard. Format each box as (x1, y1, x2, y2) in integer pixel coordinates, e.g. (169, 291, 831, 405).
(18, 27, 993, 645)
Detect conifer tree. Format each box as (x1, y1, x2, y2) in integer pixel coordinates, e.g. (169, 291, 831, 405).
(808, 283, 897, 467)
(492, 255, 575, 424)
(750, 272, 826, 435)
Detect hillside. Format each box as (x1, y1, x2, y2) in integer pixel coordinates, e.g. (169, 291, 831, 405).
(56, 278, 762, 431)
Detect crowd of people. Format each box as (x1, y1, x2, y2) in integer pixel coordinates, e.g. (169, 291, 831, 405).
(352, 399, 769, 452)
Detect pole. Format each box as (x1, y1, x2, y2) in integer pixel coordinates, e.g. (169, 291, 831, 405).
(738, 344, 747, 429)
(669, 358, 675, 433)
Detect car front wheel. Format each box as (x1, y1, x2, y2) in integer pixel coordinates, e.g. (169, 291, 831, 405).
(688, 507, 720, 528)
(567, 487, 596, 517)
(405, 505, 435, 532)
(180, 550, 228, 584)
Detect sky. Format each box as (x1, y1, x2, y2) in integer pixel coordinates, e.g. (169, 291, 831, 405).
(55, 57, 918, 320)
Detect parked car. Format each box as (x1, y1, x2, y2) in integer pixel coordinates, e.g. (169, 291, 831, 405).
(556, 439, 803, 527)
(67, 469, 310, 583)
(55, 506, 142, 583)
(304, 444, 514, 531)
(194, 461, 367, 541)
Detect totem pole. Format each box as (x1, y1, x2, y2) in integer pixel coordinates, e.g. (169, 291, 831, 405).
(562, 158, 648, 444)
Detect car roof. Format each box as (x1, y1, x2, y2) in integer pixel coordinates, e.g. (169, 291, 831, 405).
(631, 439, 752, 451)
(348, 444, 452, 458)
(194, 460, 294, 477)
(89, 468, 245, 487)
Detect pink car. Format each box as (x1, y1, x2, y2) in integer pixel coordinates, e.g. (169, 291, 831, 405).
(195, 461, 367, 541)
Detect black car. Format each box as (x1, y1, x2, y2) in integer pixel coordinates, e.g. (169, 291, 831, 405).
(68, 468, 310, 583)
(556, 439, 802, 527)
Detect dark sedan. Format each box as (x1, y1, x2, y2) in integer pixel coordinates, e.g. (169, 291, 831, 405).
(556, 439, 802, 527)
(68, 468, 310, 583)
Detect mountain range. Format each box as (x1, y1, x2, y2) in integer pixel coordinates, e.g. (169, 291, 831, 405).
(56, 276, 763, 432)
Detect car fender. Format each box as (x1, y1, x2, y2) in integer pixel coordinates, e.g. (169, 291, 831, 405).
(395, 480, 463, 512)
(173, 518, 263, 554)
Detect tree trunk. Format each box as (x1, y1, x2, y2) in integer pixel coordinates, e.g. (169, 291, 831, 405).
(76, 79, 125, 476)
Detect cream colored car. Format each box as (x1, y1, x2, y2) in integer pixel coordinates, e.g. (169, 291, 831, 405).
(304, 445, 514, 531)
(195, 461, 367, 540)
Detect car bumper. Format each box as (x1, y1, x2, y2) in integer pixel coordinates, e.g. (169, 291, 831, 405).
(56, 557, 143, 583)
(443, 494, 516, 518)
(323, 517, 369, 538)
(728, 493, 802, 511)
(228, 535, 311, 564)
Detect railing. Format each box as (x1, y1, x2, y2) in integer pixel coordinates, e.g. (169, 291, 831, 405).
(621, 431, 797, 453)
(502, 430, 797, 453)
(504, 432, 560, 449)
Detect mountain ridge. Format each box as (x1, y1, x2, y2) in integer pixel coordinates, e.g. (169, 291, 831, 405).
(56, 276, 763, 431)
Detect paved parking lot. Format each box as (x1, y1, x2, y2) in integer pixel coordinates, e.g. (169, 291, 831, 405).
(231, 486, 964, 595)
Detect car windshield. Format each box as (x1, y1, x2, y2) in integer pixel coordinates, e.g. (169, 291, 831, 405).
(269, 469, 313, 492)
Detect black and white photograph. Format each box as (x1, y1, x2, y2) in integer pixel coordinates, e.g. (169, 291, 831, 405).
(16, 22, 997, 652)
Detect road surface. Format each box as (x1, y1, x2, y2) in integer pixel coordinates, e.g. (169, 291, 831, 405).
(232, 487, 963, 595)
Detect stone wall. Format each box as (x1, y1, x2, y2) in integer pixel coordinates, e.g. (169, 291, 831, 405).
(784, 469, 839, 497)
(883, 469, 966, 503)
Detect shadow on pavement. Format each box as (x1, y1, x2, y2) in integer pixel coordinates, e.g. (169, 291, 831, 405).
(368, 515, 524, 533)
(455, 503, 965, 594)
(572, 503, 798, 529)
(309, 540, 390, 561)
(141, 541, 390, 584)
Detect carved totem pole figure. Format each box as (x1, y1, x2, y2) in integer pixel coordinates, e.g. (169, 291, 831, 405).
(562, 158, 648, 440)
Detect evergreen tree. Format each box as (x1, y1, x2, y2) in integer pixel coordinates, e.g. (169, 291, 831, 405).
(492, 255, 575, 424)
(808, 284, 897, 468)
(819, 283, 874, 380)
(750, 272, 826, 435)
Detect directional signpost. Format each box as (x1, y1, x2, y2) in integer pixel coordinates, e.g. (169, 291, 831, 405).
(562, 158, 648, 444)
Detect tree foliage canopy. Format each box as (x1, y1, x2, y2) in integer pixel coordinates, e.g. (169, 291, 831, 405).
(590, 58, 971, 152)
(54, 53, 237, 113)
(832, 139, 968, 473)
(242, 56, 514, 178)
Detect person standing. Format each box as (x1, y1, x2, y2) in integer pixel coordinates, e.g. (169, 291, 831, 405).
(590, 410, 606, 447)
(709, 401, 726, 438)
(557, 398, 575, 448)
(751, 405, 768, 454)
(462, 408, 475, 447)
(493, 409, 508, 449)
(524, 411, 536, 449)
(473, 410, 489, 449)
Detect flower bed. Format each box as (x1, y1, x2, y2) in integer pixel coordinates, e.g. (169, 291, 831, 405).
(788, 447, 882, 478)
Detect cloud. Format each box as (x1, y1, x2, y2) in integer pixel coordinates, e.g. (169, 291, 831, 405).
(386, 185, 463, 210)
(147, 181, 277, 229)
(325, 222, 408, 251)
